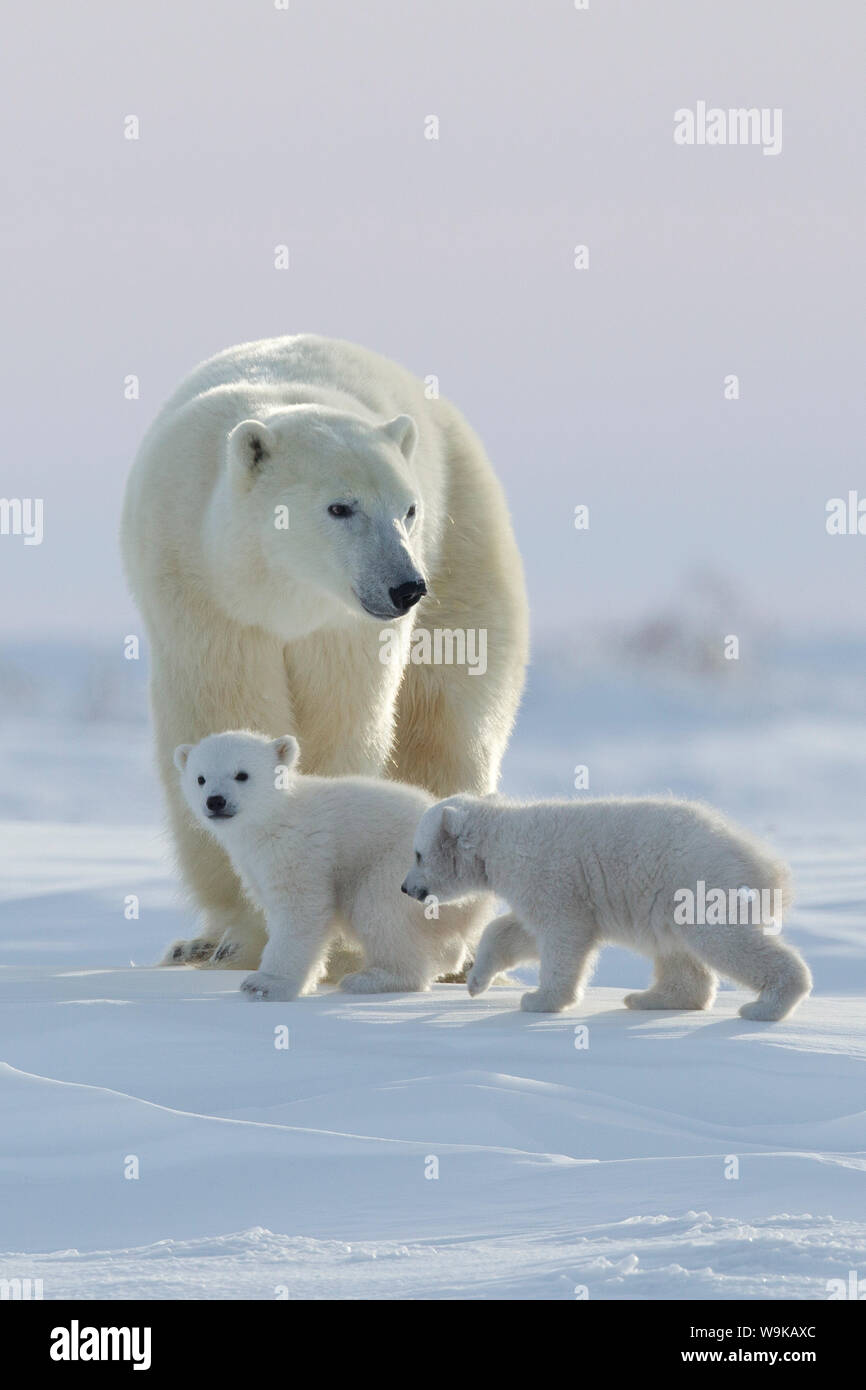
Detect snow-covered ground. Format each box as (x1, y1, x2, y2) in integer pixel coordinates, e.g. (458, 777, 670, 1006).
(0, 634, 864, 1299)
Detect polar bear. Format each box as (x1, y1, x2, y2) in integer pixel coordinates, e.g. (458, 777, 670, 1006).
(174, 730, 491, 1000)
(402, 794, 812, 1021)
(121, 335, 528, 970)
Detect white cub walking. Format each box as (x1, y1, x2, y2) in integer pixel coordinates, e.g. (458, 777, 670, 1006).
(402, 794, 812, 1021)
(175, 731, 489, 1000)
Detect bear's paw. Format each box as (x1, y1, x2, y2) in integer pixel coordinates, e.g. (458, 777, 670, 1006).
(160, 937, 218, 967)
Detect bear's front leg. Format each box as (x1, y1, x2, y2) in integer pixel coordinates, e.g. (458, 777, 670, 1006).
(160, 889, 269, 970)
(196, 905, 269, 970)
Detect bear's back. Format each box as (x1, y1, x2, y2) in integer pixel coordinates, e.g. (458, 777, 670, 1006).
(155, 334, 432, 428)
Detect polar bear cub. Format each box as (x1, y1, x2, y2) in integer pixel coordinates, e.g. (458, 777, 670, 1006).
(174, 731, 489, 1000)
(402, 794, 812, 1021)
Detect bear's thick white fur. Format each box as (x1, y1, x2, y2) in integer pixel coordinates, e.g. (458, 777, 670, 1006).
(121, 335, 528, 970)
(403, 794, 812, 1021)
(174, 731, 491, 1000)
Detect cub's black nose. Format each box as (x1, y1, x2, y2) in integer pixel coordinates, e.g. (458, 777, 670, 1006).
(206, 794, 226, 812)
(389, 578, 427, 614)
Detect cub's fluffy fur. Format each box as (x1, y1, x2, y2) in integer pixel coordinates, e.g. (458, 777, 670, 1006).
(403, 794, 811, 1020)
(175, 731, 490, 1000)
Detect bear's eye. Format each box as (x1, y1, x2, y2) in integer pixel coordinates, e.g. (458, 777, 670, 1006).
(197, 775, 205, 786)
(235, 771, 248, 782)
(406, 505, 416, 521)
(415, 850, 421, 864)
(328, 503, 354, 519)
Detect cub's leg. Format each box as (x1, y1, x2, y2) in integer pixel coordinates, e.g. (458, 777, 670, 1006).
(467, 913, 537, 997)
(241, 899, 333, 1002)
(431, 898, 493, 982)
(681, 925, 812, 1022)
(520, 918, 599, 1014)
(340, 879, 435, 994)
(624, 950, 717, 1011)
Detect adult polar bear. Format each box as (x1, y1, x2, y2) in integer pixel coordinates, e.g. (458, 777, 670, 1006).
(122, 335, 528, 969)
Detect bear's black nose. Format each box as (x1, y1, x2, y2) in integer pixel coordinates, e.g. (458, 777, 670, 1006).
(206, 794, 226, 812)
(389, 578, 427, 614)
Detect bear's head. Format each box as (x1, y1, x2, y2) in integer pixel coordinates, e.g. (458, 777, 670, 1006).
(174, 730, 300, 831)
(219, 405, 428, 631)
(401, 795, 489, 904)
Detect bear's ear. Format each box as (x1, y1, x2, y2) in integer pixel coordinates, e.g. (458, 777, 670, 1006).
(440, 804, 467, 840)
(272, 735, 300, 771)
(382, 414, 418, 462)
(173, 744, 193, 771)
(227, 420, 277, 481)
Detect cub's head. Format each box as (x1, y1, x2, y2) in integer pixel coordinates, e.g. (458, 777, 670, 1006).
(224, 406, 428, 628)
(174, 731, 299, 830)
(401, 796, 488, 904)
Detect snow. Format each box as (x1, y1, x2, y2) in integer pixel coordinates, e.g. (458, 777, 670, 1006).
(0, 636, 864, 1299)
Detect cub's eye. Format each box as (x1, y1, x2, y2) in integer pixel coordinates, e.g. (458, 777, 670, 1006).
(235, 771, 248, 782)
(328, 503, 354, 519)
(406, 504, 416, 520)
(197, 776, 205, 786)
(415, 850, 421, 863)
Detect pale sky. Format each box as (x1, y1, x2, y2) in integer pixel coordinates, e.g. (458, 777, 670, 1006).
(1, 0, 863, 640)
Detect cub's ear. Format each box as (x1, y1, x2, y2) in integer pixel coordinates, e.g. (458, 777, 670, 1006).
(173, 744, 193, 771)
(440, 804, 467, 840)
(227, 419, 277, 480)
(272, 735, 300, 771)
(382, 413, 418, 462)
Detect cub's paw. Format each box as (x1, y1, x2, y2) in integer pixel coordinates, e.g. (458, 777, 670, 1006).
(160, 937, 218, 966)
(623, 989, 672, 1010)
(520, 988, 571, 1014)
(240, 971, 300, 1002)
(738, 997, 785, 1022)
(466, 965, 492, 997)
(203, 931, 263, 971)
